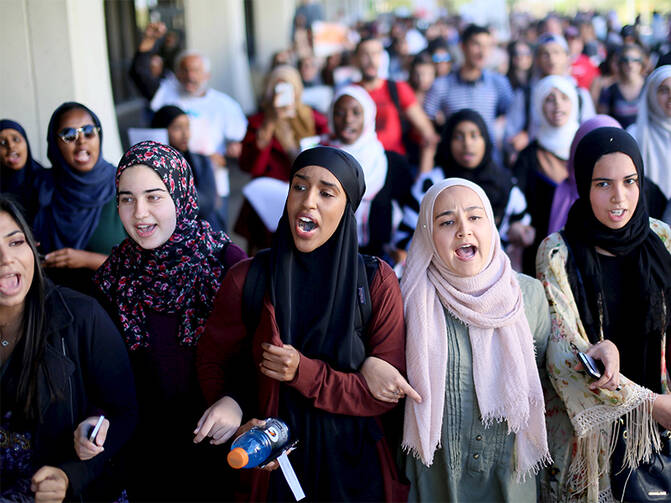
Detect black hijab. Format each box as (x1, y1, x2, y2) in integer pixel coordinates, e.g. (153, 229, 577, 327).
(0, 119, 51, 223)
(563, 128, 671, 387)
(436, 109, 513, 226)
(267, 147, 385, 501)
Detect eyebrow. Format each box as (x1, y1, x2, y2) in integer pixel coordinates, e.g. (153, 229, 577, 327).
(4, 230, 23, 238)
(118, 188, 169, 195)
(434, 206, 484, 219)
(295, 173, 340, 190)
(591, 173, 638, 182)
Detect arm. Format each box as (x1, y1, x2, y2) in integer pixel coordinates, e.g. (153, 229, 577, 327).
(128, 22, 167, 101)
(285, 261, 407, 416)
(59, 298, 138, 497)
(239, 116, 276, 178)
(44, 249, 107, 271)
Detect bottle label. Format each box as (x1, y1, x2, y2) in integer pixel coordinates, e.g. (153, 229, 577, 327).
(261, 418, 290, 448)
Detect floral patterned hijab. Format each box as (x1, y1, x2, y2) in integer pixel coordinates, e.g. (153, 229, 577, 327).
(94, 141, 231, 350)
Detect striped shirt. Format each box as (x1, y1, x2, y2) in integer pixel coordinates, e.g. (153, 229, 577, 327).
(423, 69, 514, 139)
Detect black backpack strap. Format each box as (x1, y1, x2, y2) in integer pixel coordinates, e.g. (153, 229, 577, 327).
(356, 254, 380, 334)
(387, 80, 403, 120)
(241, 249, 271, 337)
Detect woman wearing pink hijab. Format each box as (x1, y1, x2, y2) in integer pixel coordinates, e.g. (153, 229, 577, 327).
(548, 114, 667, 234)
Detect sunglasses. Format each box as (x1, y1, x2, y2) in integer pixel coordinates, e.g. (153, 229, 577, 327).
(57, 124, 100, 143)
(432, 53, 451, 64)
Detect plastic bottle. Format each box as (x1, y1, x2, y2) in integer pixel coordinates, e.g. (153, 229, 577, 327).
(227, 418, 290, 469)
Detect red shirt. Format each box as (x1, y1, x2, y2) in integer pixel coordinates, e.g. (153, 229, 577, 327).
(570, 54, 600, 90)
(361, 79, 417, 155)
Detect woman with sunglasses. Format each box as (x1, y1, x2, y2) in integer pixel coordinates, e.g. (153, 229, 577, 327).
(0, 120, 52, 224)
(33, 102, 126, 295)
(597, 44, 647, 129)
(0, 195, 137, 502)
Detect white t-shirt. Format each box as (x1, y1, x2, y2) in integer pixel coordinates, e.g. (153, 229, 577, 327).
(150, 76, 248, 196)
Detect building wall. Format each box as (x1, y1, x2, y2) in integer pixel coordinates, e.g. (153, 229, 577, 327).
(0, 0, 123, 164)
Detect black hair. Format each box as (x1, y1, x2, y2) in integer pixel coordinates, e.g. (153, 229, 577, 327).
(355, 36, 381, 54)
(409, 51, 435, 90)
(461, 24, 490, 44)
(506, 40, 533, 89)
(0, 195, 47, 422)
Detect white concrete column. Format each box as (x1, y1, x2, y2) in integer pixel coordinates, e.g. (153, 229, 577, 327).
(0, 0, 123, 164)
(252, 0, 296, 70)
(184, 0, 256, 113)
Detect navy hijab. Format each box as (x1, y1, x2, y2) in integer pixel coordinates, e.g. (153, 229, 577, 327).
(33, 103, 116, 252)
(0, 119, 51, 223)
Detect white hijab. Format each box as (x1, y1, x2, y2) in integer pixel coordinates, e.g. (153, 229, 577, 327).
(329, 85, 388, 246)
(533, 75, 580, 160)
(401, 178, 550, 479)
(631, 65, 671, 198)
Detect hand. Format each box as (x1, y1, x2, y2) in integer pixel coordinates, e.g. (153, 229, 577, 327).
(511, 131, 529, 152)
(31, 466, 68, 503)
(583, 340, 620, 391)
(421, 129, 440, 148)
(144, 22, 167, 41)
(231, 419, 289, 472)
(193, 396, 242, 445)
(360, 356, 422, 404)
(653, 393, 671, 430)
(74, 416, 109, 460)
(260, 343, 300, 382)
(507, 222, 535, 247)
(226, 141, 242, 159)
(44, 248, 103, 270)
(209, 152, 227, 168)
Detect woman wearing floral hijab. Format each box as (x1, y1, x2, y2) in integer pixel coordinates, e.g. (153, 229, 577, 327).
(94, 140, 245, 501)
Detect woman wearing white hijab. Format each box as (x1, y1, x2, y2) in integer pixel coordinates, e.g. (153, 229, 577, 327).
(628, 65, 671, 199)
(513, 75, 580, 274)
(325, 84, 414, 259)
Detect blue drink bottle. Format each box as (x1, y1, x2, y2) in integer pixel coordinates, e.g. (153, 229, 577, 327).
(227, 418, 290, 469)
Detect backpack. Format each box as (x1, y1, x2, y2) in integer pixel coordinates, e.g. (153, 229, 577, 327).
(241, 250, 380, 338)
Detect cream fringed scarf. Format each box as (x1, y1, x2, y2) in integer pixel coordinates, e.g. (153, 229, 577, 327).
(400, 178, 551, 480)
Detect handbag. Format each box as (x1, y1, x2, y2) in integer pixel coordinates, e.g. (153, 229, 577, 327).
(611, 425, 671, 502)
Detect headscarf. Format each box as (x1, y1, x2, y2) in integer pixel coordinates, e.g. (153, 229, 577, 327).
(328, 85, 388, 245)
(33, 102, 116, 253)
(263, 65, 316, 153)
(547, 115, 622, 234)
(269, 146, 383, 501)
(94, 141, 231, 350)
(631, 65, 671, 198)
(563, 128, 671, 386)
(401, 178, 550, 478)
(0, 119, 51, 222)
(436, 109, 513, 227)
(532, 76, 579, 160)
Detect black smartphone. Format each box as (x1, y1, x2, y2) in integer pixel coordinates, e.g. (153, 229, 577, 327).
(577, 352, 604, 380)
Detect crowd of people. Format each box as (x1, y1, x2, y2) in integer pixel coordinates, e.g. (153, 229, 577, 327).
(2, 5, 671, 503)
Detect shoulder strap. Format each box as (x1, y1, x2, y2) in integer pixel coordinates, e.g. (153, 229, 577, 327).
(386, 80, 403, 119)
(241, 249, 271, 337)
(356, 254, 380, 334)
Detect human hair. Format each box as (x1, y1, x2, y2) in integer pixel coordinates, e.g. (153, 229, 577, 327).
(461, 24, 490, 45)
(175, 49, 211, 73)
(506, 40, 533, 89)
(355, 36, 381, 54)
(0, 195, 47, 421)
(409, 51, 435, 90)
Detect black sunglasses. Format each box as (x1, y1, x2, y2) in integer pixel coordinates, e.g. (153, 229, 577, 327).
(57, 124, 100, 143)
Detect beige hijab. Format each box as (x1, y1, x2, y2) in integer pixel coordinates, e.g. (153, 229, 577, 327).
(401, 178, 551, 480)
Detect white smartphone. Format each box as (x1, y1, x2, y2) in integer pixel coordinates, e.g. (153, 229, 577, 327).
(89, 415, 105, 442)
(274, 82, 294, 107)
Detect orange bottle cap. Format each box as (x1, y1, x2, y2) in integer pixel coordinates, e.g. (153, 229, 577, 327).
(227, 447, 249, 469)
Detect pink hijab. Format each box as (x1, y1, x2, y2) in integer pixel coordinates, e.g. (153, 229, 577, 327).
(547, 115, 622, 234)
(401, 178, 551, 479)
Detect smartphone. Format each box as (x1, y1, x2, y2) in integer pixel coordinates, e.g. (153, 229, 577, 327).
(577, 352, 604, 380)
(89, 415, 105, 442)
(274, 82, 294, 108)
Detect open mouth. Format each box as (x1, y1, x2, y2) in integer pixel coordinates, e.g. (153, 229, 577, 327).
(455, 244, 477, 260)
(0, 273, 21, 296)
(296, 216, 318, 235)
(136, 224, 157, 237)
(74, 150, 91, 163)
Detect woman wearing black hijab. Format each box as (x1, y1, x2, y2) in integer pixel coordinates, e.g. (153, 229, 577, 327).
(0, 119, 52, 223)
(150, 105, 223, 231)
(395, 109, 533, 268)
(197, 146, 410, 502)
(536, 127, 671, 501)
